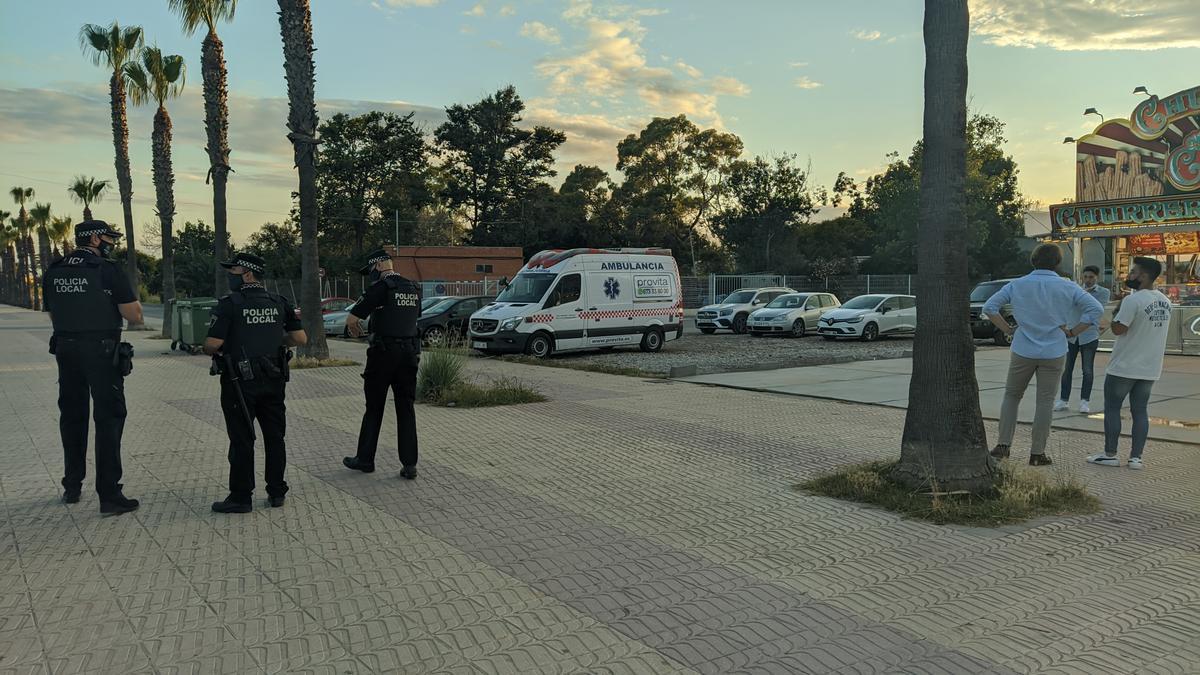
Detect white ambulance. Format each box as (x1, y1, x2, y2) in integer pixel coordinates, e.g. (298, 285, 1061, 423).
(468, 248, 684, 358)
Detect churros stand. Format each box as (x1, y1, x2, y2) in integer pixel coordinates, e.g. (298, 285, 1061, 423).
(1050, 84, 1200, 355)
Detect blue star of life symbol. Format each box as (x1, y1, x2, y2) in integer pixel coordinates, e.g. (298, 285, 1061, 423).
(604, 277, 620, 299)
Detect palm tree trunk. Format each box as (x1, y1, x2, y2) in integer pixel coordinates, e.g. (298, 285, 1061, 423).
(202, 31, 232, 297)
(894, 0, 995, 493)
(109, 73, 142, 301)
(83, 205, 93, 221)
(16, 214, 30, 308)
(153, 105, 178, 337)
(37, 228, 51, 273)
(278, 0, 328, 359)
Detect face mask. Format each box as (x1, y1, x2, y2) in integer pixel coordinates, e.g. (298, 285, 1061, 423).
(1082, 280, 1096, 289)
(1124, 277, 1141, 290)
(97, 240, 114, 258)
(368, 270, 382, 284)
(228, 274, 245, 292)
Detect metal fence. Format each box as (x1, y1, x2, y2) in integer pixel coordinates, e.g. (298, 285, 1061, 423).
(260, 277, 505, 304)
(683, 274, 914, 307)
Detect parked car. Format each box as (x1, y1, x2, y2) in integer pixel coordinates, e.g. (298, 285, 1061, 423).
(322, 308, 368, 337)
(969, 279, 1018, 346)
(696, 287, 797, 334)
(421, 296, 452, 312)
(295, 296, 356, 320)
(419, 296, 493, 345)
(817, 294, 916, 341)
(747, 292, 841, 337)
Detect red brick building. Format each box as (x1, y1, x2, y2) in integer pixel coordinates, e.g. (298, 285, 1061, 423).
(383, 246, 525, 282)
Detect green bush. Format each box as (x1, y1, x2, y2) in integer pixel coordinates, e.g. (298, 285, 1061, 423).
(417, 347, 468, 402)
(437, 376, 546, 408)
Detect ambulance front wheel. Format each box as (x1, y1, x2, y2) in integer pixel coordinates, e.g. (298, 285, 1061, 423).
(640, 328, 664, 353)
(526, 332, 554, 359)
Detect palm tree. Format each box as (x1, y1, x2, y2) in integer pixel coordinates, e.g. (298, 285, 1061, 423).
(49, 216, 75, 260)
(127, 45, 186, 337)
(0, 214, 14, 304)
(68, 175, 111, 221)
(29, 202, 53, 274)
(79, 22, 144, 297)
(169, 0, 236, 296)
(10, 187, 34, 308)
(894, 0, 994, 493)
(277, 0, 328, 358)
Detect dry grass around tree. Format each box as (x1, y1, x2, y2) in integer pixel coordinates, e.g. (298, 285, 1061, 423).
(291, 356, 359, 369)
(419, 347, 546, 408)
(798, 459, 1100, 527)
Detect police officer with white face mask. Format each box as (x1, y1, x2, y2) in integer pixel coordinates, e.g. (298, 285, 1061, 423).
(42, 220, 143, 515)
(342, 248, 422, 479)
(204, 252, 306, 513)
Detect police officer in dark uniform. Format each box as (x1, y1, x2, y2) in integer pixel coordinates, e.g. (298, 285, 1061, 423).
(42, 221, 142, 515)
(342, 249, 422, 479)
(203, 252, 306, 513)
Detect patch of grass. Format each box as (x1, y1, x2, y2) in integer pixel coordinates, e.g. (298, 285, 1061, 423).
(290, 357, 359, 369)
(500, 355, 662, 379)
(798, 461, 1100, 527)
(429, 376, 547, 408)
(417, 347, 469, 402)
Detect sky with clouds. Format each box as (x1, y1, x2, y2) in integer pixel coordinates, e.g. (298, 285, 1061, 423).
(1, 0, 1198, 244)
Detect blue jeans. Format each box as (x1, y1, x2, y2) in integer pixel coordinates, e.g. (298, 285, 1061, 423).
(1060, 339, 1098, 401)
(1103, 374, 1154, 458)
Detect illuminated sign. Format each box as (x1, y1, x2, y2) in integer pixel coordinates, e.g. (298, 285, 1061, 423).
(1051, 196, 1200, 233)
(1131, 86, 1200, 140)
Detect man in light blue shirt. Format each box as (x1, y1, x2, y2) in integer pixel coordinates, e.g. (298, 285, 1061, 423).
(1055, 265, 1111, 414)
(984, 244, 1103, 465)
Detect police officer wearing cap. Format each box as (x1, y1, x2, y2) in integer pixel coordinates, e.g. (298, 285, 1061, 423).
(41, 221, 143, 515)
(203, 252, 306, 513)
(342, 249, 422, 479)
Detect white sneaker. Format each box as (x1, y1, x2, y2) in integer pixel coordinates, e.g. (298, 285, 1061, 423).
(1128, 458, 1144, 470)
(1086, 453, 1120, 467)
(1078, 400, 1091, 414)
(1053, 400, 1069, 412)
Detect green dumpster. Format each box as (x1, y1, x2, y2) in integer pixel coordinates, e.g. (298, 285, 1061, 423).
(172, 297, 218, 353)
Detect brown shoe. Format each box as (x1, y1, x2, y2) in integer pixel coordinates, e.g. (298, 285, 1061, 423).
(990, 444, 1011, 459)
(1029, 454, 1053, 466)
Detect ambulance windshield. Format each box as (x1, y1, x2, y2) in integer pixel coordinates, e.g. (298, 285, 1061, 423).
(496, 272, 556, 304)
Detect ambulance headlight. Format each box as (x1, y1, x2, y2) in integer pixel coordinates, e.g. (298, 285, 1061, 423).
(500, 317, 524, 331)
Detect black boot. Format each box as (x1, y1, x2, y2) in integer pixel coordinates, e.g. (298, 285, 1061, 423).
(62, 490, 81, 505)
(211, 496, 252, 514)
(99, 493, 139, 515)
(343, 457, 375, 473)
(268, 495, 286, 508)
(399, 465, 418, 480)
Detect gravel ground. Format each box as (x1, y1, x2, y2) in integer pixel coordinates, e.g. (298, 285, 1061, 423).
(486, 323, 1003, 376)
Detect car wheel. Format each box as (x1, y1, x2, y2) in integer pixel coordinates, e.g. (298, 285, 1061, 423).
(424, 325, 446, 346)
(791, 319, 806, 338)
(995, 319, 1016, 346)
(526, 332, 553, 359)
(732, 314, 749, 334)
(640, 328, 664, 353)
(700, 328, 716, 335)
(170, 340, 178, 351)
(861, 322, 879, 342)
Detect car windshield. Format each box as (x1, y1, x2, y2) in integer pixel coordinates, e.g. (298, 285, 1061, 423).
(970, 282, 1006, 303)
(421, 297, 447, 311)
(766, 294, 807, 309)
(723, 291, 756, 304)
(423, 298, 458, 315)
(841, 295, 885, 310)
(495, 273, 556, 304)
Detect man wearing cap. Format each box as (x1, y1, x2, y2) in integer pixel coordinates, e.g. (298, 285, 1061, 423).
(204, 252, 306, 513)
(41, 220, 143, 514)
(342, 248, 422, 479)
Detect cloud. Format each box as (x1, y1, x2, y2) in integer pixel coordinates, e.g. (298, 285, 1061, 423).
(788, 61, 810, 68)
(675, 60, 702, 78)
(533, 3, 737, 126)
(464, 2, 486, 17)
(381, 0, 441, 6)
(970, 0, 1200, 50)
(521, 21, 562, 45)
(524, 98, 633, 172)
(499, 5, 516, 17)
(793, 76, 823, 90)
(711, 76, 750, 97)
(851, 29, 883, 41)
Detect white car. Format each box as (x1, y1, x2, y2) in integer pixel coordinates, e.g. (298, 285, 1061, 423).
(817, 294, 916, 341)
(747, 292, 841, 338)
(695, 287, 797, 334)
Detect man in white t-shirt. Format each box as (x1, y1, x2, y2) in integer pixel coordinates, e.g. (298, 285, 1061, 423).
(1087, 257, 1172, 470)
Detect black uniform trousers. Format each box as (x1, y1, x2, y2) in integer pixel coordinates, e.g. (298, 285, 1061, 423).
(355, 343, 419, 467)
(221, 375, 288, 502)
(55, 338, 127, 498)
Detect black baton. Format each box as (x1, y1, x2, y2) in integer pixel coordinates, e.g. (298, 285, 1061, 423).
(222, 354, 257, 441)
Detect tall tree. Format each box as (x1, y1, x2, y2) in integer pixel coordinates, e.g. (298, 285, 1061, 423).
(79, 22, 144, 296)
(0, 213, 13, 304)
(49, 216, 75, 259)
(127, 45, 186, 337)
(245, 222, 302, 279)
(173, 221, 222, 297)
(29, 203, 53, 274)
(277, 0, 328, 358)
(435, 86, 566, 245)
(67, 176, 111, 221)
(713, 155, 819, 273)
(169, 0, 236, 296)
(894, 0, 994, 492)
(10, 187, 34, 308)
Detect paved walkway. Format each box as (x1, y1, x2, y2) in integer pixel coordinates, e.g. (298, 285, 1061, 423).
(2, 304, 1199, 674)
(680, 348, 1200, 446)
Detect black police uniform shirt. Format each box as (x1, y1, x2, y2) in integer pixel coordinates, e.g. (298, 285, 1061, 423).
(207, 287, 302, 358)
(350, 274, 421, 338)
(42, 248, 137, 339)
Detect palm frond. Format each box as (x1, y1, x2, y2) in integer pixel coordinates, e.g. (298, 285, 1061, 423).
(79, 22, 143, 71)
(124, 62, 152, 106)
(68, 176, 110, 204)
(78, 24, 112, 67)
(10, 187, 34, 205)
(169, 0, 237, 35)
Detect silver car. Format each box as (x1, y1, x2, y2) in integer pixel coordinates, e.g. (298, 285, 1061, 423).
(747, 293, 841, 337)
